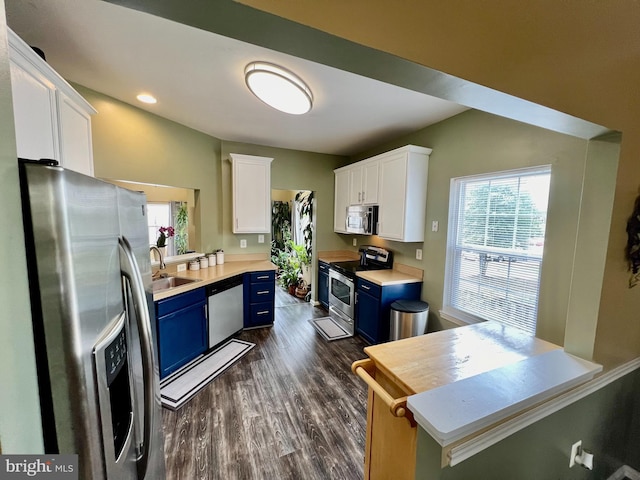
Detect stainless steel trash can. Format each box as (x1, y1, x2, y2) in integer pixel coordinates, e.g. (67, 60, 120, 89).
(389, 300, 429, 340)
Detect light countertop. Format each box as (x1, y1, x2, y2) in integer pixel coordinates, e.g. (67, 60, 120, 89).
(356, 268, 422, 286)
(152, 260, 276, 301)
(318, 251, 360, 264)
(318, 250, 423, 286)
(359, 321, 601, 449)
(363, 321, 561, 395)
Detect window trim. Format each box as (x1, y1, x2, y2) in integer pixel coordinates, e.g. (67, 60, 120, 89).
(443, 165, 551, 332)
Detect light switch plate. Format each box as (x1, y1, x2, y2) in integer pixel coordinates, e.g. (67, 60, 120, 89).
(352, 238, 357, 246)
(432, 221, 439, 232)
(240, 239, 247, 248)
(416, 249, 423, 260)
(177, 263, 187, 272)
(258, 235, 264, 244)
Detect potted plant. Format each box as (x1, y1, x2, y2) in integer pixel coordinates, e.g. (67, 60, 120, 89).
(156, 226, 174, 256)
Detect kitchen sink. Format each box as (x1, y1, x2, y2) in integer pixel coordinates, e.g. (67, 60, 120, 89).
(152, 276, 198, 293)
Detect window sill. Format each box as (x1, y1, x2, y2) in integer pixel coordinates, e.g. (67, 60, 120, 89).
(439, 309, 484, 327)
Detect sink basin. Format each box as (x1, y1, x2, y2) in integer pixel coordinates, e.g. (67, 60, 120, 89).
(152, 276, 198, 293)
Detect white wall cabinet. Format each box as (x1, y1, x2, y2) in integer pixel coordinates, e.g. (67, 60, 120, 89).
(230, 153, 273, 233)
(9, 29, 96, 176)
(377, 145, 431, 242)
(334, 168, 350, 233)
(348, 160, 379, 205)
(334, 145, 432, 241)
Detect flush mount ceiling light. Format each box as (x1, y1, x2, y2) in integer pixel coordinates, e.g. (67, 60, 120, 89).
(244, 62, 313, 115)
(136, 93, 157, 104)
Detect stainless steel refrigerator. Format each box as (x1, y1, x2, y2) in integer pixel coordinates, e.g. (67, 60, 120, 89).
(19, 160, 166, 480)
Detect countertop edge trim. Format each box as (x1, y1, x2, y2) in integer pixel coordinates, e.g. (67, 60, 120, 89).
(446, 356, 640, 467)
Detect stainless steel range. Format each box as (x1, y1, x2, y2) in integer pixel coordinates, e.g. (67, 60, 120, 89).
(328, 247, 393, 336)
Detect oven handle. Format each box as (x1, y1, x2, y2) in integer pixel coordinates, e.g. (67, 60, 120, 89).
(351, 359, 415, 427)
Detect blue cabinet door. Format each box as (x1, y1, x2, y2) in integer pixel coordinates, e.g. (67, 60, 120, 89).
(356, 278, 422, 344)
(356, 288, 379, 344)
(318, 261, 329, 309)
(157, 299, 207, 379)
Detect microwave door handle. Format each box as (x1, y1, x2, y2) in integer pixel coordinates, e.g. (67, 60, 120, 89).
(119, 236, 154, 480)
(363, 212, 369, 233)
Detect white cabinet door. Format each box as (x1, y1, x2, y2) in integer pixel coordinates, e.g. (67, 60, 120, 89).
(57, 91, 94, 176)
(378, 152, 408, 240)
(362, 160, 379, 204)
(9, 29, 96, 174)
(378, 146, 430, 242)
(348, 167, 363, 205)
(334, 168, 350, 233)
(346, 160, 379, 206)
(10, 60, 58, 160)
(231, 154, 273, 233)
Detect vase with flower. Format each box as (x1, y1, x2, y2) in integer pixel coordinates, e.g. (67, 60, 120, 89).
(156, 226, 174, 257)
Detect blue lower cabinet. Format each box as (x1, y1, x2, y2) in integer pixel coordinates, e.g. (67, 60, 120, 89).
(318, 261, 329, 309)
(355, 278, 422, 344)
(156, 288, 207, 379)
(243, 270, 275, 328)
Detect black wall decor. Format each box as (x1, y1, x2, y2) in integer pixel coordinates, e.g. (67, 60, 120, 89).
(625, 193, 640, 288)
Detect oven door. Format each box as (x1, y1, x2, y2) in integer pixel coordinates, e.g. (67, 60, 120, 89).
(328, 268, 355, 320)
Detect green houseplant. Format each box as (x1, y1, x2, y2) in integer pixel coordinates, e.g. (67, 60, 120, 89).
(174, 203, 188, 255)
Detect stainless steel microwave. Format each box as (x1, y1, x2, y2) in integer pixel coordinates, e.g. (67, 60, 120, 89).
(345, 205, 378, 235)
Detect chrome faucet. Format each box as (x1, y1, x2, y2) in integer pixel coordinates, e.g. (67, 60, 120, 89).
(149, 245, 166, 270)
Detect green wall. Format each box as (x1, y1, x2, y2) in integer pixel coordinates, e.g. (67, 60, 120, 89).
(346, 110, 618, 348)
(81, 83, 619, 350)
(75, 85, 221, 253)
(219, 140, 349, 257)
(0, 4, 44, 451)
(77, 85, 351, 263)
(415, 368, 640, 479)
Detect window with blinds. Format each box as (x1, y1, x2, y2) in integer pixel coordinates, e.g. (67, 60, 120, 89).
(443, 166, 551, 335)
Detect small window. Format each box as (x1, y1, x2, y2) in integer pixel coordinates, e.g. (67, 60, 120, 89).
(443, 166, 551, 335)
(147, 202, 173, 255)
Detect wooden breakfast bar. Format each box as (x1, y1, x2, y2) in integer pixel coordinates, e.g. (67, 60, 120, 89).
(352, 321, 601, 479)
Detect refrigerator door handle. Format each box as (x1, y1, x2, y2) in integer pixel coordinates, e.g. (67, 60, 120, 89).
(119, 236, 155, 479)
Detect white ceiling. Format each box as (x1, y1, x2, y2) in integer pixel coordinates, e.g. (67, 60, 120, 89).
(5, 0, 468, 156)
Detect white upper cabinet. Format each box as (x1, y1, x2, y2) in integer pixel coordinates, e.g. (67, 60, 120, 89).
(230, 153, 273, 234)
(9, 29, 96, 176)
(348, 160, 379, 205)
(377, 145, 431, 242)
(57, 91, 95, 176)
(334, 168, 350, 233)
(9, 54, 58, 160)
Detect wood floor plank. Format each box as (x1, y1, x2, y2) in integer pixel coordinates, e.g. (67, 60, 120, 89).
(162, 293, 369, 479)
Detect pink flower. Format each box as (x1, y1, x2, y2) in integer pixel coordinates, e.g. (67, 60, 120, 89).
(157, 226, 175, 247)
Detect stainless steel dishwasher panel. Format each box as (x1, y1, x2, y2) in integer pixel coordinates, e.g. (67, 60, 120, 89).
(206, 275, 244, 349)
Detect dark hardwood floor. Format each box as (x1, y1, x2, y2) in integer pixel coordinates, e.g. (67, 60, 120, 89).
(162, 288, 369, 480)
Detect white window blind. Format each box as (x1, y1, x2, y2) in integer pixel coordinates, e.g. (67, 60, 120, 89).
(444, 166, 551, 335)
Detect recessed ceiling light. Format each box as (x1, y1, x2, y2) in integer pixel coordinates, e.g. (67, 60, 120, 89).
(244, 62, 313, 115)
(137, 93, 157, 104)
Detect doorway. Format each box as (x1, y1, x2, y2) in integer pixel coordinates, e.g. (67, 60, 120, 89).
(271, 189, 314, 305)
